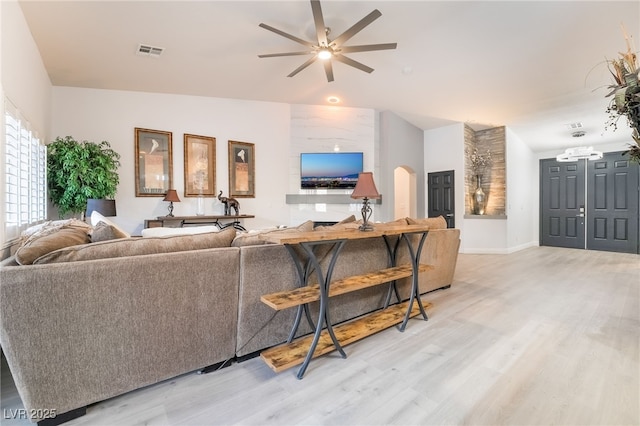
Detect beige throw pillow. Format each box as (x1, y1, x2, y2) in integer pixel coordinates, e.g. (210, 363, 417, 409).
(90, 221, 127, 243)
(90, 211, 130, 238)
(406, 216, 447, 229)
(313, 215, 358, 231)
(15, 224, 92, 265)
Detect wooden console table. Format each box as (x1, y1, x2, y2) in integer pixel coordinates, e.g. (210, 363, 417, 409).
(259, 224, 433, 379)
(144, 215, 254, 231)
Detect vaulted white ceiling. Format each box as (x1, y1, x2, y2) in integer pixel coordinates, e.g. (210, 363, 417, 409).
(18, 0, 640, 153)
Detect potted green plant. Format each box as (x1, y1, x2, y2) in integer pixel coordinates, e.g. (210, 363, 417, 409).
(604, 26, 640, 163)
(47, 136, 121, 218)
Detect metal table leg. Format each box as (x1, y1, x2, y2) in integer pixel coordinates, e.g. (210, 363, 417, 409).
(398, 231, 429, 331)
(283, 245, 317, 343)
(285, 239, 347, 379)
(382, 235, 402, 308)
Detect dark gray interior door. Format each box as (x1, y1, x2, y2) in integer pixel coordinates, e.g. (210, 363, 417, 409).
(540, 159, 586, 249)
(427, 170, 455, 228)
(587, 152, 639, 253)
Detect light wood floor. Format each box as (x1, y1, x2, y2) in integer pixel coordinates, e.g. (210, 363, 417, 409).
(2, 246, 638, 426)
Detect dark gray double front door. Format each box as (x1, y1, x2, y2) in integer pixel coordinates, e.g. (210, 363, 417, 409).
(540, 151, 639, 253)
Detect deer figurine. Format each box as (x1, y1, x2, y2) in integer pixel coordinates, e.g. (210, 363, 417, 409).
(218, 190, 240, 216)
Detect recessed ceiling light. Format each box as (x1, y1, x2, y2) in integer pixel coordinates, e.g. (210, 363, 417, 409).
(327, 96, 340, 104)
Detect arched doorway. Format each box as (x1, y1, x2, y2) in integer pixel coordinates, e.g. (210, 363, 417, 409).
(394, 166, 417, 219)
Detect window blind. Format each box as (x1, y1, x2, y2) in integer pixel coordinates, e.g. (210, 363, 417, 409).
(3, 99, 47, 242)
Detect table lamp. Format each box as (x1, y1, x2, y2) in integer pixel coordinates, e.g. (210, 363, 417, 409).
(350, 172, 381, 231)
(163, 189, 181, 217)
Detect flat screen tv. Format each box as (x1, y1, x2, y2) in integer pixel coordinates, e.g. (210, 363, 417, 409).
(300, 152, 363, 189)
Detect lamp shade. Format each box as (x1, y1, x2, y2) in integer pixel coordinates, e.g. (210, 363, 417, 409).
(163, 189, 181, 203)
(86, 199, 117, 217)
(351, 172, 381, 199)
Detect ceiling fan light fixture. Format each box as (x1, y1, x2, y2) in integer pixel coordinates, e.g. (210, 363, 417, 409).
(258, 0, 397, 82)
(556, 146, 603, 162)
(317, 49, 332, 60)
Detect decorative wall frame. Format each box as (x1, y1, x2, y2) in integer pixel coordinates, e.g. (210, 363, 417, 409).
(135, 128, 173, 197)
(228, 140, 255, 198)
(184, 134, 216, 197)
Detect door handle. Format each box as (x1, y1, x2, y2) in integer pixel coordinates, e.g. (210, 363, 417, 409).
(576, 213, 584, 217)
(445, 214, 454, 217)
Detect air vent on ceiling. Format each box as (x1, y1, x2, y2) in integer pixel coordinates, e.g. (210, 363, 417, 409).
(136, 44, 164, 57)
(565, 122, 583, 130)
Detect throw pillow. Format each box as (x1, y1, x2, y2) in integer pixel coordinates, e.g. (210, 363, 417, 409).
(34, 227, 236, 264)
(91, 221, 126, 243)
(15, 224, 91, 265)
(313, 215, 358, 231)
(17, 219, 90, 244)
(406, 216, 447, 229)
(90, 211, 130, 238)
(19, 220, 58, 240)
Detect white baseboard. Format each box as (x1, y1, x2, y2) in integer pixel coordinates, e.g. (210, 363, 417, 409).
(460, 241, 538, 255)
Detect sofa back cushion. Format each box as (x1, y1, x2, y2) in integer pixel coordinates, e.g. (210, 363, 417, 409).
(406, 216, 447, 229)
(140, 225, 220, 237)
(34, 227, 236, 264)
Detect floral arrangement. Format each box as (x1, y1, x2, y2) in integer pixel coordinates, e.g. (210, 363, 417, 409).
(604, 25, 640, 163)
(466, 147, 492, 175)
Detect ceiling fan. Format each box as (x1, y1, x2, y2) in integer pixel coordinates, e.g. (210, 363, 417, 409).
(258, 0, 397, 82)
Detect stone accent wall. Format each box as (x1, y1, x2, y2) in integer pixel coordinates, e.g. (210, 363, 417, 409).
(464, 125, 506, 216)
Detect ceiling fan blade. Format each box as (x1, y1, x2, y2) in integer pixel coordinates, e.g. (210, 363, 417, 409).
(287, 56, 318, 78)
(330, 9, 382, 47)
(310, 0, 328, 47)
(259, 23, 315, 48)
(339, 43, 397, 54)
(333, 54, 374, 74)
(258, 51, 314, 58)
(323, 60, 334, 82)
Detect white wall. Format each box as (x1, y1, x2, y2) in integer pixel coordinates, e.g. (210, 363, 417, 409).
(425, 123, 540, 254)
(379, 111, 425, 220)
(394, 166, 417, 219)
(424, 123, 466, 235)
(288, 104, 376, 225)
(1, 1, 52, 134)
(506, 128, 537, 251)
(1, 0, 52, 245)
(51, 87, 291, 234)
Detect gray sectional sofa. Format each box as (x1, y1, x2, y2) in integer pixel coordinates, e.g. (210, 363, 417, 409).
(0, 217, 460, 424)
